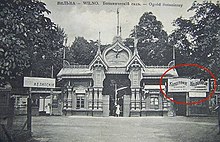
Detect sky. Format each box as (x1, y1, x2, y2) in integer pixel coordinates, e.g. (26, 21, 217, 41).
(41, 0, 217, 45)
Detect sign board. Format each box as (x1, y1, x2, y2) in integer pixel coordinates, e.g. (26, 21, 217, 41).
(189, 92, 207, 98)
(168, 78, 189, 92)
(168, 78, 209, 92)
(24, 77, 55, 88)
(189, 79, 209, 92)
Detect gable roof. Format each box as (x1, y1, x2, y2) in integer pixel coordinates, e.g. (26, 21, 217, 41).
(126, 54, 146, 71)
(89, 54, 108, 70)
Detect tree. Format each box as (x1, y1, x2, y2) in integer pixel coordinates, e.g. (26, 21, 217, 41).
(30, 26, 66, 78)
(126, 12, 172, 66)
(66, 37, 98, 65)
(0, 0, 66, 87)
(170, 1, 220, 78)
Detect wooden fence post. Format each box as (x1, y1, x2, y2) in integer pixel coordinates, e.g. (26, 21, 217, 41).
(27, 97, 32, 136)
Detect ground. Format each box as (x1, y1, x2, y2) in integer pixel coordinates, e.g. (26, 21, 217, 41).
(29, 116, 220, 142)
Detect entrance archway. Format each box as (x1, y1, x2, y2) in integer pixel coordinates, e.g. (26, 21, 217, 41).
(103, 74, 131, 116)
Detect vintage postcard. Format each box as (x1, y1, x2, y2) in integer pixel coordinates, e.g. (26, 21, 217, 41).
(1, 0, 220, 142)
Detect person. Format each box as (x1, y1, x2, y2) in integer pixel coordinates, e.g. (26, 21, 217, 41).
(115, 104, 120, 117)
(63, 106, 67, 116)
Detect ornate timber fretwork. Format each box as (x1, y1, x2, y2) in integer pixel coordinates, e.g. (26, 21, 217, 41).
(126, 55, 145, 71)
(130, 59, 142, 68)
(63, 59, 70, 67)
(103, 40, 132, 67)
(112, 44, 122, 52)
(89, 55, 108, 71)
(91, 55, 106, 88)
(93, 58, 104, 69)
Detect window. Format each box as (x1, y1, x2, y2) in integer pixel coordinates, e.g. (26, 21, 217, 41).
(150, 96, 159, 109)
(76, 96, 85, 109)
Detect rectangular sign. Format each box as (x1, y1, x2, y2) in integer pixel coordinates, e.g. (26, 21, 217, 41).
(168, 78, 209, 92)
(24, 77, 56, 88)
(189, 92, 207, 98)
(189, 79, 209, 92)
(168, 78, 189, 92)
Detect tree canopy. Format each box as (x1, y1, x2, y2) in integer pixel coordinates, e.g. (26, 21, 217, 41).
(125, 12, 172, 66)
(3, 0, 219, 87)
(66, 37, 98, 65)
(170, 1, 220, 78)
(66, 37, 109, 65)
(0, 0, 66, 87)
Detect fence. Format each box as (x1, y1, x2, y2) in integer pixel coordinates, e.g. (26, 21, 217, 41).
(0, 88, 31, 142)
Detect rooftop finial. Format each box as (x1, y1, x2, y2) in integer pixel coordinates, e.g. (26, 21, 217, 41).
(112, 8, 122, 43)
(117, 8, 120, 36)
(97, 32, 101, 55)
(134, 25, 138, 55)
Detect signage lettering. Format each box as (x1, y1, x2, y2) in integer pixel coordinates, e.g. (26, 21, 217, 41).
(168, 78, 209, 92)
(24, 77, 56, 88)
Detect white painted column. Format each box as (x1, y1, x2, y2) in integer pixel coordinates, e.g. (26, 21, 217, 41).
(98, 88, 103, 109)
(131, 88, 135, 110)
(93, 88, 98, 109)
(67, 89, 72, 110)
(141, 92, 146, 110)
(88, 88, 93, 110)
(136, 89, 140, 110)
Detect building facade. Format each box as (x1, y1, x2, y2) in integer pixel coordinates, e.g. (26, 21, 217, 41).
(57, 35, 178, 117)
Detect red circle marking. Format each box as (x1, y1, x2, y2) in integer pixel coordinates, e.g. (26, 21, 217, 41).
(159, 63, 217, 105)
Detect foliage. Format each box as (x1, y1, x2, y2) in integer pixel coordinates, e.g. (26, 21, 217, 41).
(170, 1, 220, 78)
(0, 0, 66, 87)
(126, 12, 172, 66)
(31, 26, 65, 78)
(66, 37, 99, 65)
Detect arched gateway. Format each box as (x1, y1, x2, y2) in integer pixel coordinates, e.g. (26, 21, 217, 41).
(57, 33, 178, 116)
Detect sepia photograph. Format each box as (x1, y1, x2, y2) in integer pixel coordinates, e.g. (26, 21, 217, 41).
(1, 0, 220, 142)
